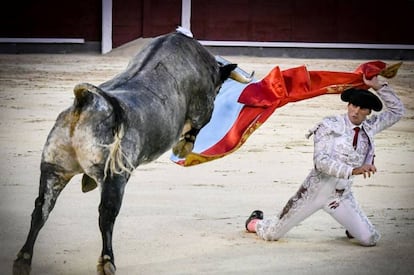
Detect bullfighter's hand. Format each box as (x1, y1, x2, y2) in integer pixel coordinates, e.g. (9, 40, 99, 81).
(363, 74, 387, 91)
(352, 164, 377, 179)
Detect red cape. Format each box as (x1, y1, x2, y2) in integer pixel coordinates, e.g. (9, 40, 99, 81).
(172, 60, 401, 166)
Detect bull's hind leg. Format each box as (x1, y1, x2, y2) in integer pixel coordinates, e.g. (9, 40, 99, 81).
(97, 173, 128, 275)
(13, 162, 73, 275)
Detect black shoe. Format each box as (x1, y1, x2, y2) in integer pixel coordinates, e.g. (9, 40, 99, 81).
(345, 230, 354, 239)
(245, 210, 263, 230)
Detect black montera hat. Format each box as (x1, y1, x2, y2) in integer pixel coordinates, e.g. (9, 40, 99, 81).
(341, 88, 383, 111)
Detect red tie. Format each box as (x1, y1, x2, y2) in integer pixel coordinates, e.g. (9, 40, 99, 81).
(353, 127, 360, 149)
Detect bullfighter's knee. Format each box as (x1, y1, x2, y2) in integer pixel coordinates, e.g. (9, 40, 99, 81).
(353, 229, 381, 247)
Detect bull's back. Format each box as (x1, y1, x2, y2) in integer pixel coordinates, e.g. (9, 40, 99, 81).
(100, 32, 219, 98)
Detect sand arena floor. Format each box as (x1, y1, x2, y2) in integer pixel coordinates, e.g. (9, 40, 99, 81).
(0, 42, 413, 274)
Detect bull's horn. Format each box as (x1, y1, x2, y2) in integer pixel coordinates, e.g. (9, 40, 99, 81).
(230, 70, 255, 83)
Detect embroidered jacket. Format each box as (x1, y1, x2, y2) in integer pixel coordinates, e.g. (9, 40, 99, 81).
(306, 85, 404, 189)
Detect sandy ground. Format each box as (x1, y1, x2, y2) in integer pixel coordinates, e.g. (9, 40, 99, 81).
(0, 41, 413, 274)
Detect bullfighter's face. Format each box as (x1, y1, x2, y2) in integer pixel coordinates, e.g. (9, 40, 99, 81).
(347, 103, 371, 125)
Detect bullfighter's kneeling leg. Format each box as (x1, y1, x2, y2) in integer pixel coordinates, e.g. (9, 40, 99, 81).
(13, 162, 72, 275)
(97, 173, 128, 275)
(327, 192, 380, 246)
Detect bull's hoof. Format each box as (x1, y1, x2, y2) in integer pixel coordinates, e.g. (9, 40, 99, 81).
(172, 139, 194, 158)
(97, 255, 116, 275)
(13, 253, 31, 275)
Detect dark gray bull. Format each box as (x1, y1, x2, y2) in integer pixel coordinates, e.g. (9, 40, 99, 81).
(13, 30, 246, 275)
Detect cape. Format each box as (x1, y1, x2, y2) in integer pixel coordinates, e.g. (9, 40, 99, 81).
(171, 58, 402, 167)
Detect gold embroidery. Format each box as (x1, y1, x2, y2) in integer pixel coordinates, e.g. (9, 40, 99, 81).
(326, 84, 354, 94)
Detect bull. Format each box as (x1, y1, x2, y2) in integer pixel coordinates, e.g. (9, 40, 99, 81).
(12, 29, 250, 275)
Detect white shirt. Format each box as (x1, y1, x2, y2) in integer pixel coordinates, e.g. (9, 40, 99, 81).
(306, 85, 404, 189)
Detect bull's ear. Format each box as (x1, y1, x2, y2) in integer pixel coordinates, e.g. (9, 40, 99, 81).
(219, 63, 238, 82)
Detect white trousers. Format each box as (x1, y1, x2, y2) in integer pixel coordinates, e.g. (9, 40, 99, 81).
(255, 170, 380, 246)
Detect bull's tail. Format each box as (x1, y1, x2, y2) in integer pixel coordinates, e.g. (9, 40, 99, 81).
(73, 83, 134, 179)
(101, 123, 134, 179)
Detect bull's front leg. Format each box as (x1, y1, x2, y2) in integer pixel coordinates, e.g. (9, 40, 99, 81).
(172, 127, 200, 158)
(13, 163, 72, 275)
(97, 173, 127, 275)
